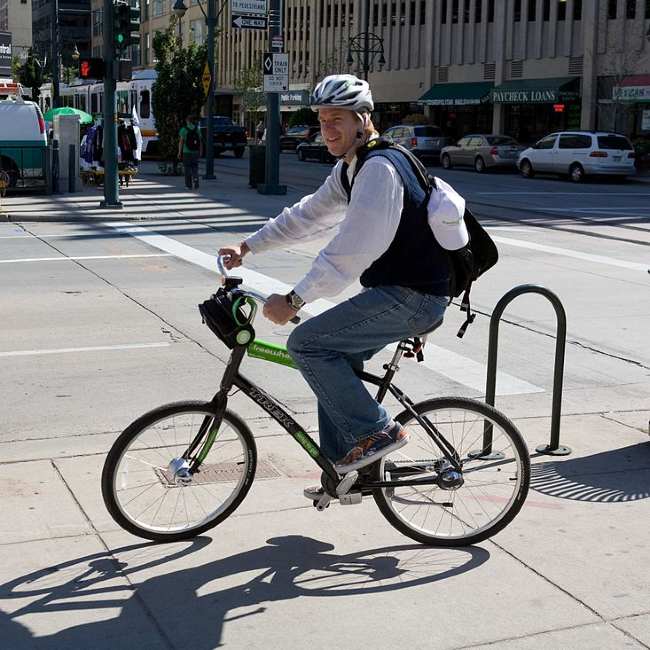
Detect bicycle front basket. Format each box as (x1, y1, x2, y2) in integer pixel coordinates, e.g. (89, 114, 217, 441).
(199, 291, 255, 348)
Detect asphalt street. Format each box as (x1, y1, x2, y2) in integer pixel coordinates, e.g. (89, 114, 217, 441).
(0, 153, 649, 648)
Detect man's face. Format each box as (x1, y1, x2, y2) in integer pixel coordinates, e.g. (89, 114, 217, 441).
(318, 108, 361, 158)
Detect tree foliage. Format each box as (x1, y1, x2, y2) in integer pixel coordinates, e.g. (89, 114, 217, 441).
(152, 22, 207, 163)
(288, 107, 318, 128)
(18, 49, 44, 103)
(233, 65, 264, 119)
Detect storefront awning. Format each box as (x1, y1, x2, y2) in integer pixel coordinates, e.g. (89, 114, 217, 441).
(491, 77, 580, 104)
(613, 75, 650, 102)
(418, 82, 493, 106)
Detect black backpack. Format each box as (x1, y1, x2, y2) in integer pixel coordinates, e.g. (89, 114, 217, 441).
(185, 126, 201, 152)
(348, 138, 499, 338)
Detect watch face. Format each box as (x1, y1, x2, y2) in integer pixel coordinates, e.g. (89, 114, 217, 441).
(290, 292, 304, 309)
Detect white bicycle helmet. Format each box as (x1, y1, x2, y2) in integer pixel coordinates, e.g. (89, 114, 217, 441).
(310, 74, 374, 113)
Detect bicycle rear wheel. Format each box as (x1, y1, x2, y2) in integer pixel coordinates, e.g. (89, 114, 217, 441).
(373, 397, 529, 546)
(102, 401, 256, 542)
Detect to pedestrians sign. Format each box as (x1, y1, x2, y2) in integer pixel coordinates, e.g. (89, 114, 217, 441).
(231, 0, 267, 14)
(232, 14, 268, 29)
(263, 52, 289, 92)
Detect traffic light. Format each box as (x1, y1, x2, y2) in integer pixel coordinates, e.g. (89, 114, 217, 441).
(79, 57, 105, 80)
(112, 0, 130, 52)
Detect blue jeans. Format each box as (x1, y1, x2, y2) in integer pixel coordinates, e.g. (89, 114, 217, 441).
(286, 285, 447, 462)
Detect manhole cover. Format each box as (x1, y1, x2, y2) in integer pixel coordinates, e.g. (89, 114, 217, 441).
(154, 460, 280, 487)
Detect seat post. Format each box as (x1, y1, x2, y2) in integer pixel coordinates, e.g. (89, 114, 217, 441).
(376, 342, 408, 403)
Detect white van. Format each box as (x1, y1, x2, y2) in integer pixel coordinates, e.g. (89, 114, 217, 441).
(0, 97, 48, 189)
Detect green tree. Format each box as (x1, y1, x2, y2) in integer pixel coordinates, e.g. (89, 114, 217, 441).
(18, 49, 45, 104)
(152, 22, 207, 169)
(62, 66, 77, 85)
(233, 65, 264, 124)
(11, 56, 21, 80)
(288, 107, 317, 128)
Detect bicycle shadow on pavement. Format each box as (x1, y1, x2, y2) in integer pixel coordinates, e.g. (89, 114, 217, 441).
(0, 534, 489, 649)
(530, 442, 650, 503)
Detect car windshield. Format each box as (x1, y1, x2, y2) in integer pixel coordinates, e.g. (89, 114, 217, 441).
(487, 136, 517, 146)
(597, 135, 632, 150)
(414, 126, 443, 137)
(289, 126, 306, 134)
(214, 116, 233, 125)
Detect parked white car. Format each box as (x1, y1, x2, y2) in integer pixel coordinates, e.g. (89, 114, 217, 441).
(518, 131, 636, 182)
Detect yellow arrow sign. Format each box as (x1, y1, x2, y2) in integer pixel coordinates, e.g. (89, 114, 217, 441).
(202, 63, 211, 96)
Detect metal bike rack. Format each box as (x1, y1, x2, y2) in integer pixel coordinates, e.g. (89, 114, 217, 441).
(472, 284, 571, 459)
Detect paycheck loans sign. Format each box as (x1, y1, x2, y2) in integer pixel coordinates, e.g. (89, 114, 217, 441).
(0, 32, 12, 78)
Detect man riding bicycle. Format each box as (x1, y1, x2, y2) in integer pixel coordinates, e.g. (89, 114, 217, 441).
(219, 74, 466, 499)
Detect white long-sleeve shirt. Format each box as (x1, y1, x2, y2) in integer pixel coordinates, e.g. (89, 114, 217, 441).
(244, 156, 404, 304)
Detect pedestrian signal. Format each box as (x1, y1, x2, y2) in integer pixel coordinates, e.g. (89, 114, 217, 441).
(79, 58, 105, 80)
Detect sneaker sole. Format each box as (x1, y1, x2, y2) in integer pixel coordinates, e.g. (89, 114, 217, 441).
(334, 435, 409, 474)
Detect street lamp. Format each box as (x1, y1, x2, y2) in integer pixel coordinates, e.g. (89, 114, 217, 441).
(173, 0, 188, 44)
(346, 1, 386, 81)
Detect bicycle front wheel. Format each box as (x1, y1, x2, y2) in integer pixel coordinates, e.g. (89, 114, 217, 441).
(373, 397, 530, 546)
(102, 401, 256, 542)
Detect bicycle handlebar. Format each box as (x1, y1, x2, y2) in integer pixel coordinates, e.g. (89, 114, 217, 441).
(217, 255, 301, 325)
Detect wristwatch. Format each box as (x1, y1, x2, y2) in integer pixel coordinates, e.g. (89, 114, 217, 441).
(286, 290, 305, 311)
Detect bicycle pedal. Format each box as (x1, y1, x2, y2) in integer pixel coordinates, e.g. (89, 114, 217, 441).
(336, 470, 359, 497)
(339, 492, 363, 506)
(315, 493, 332, 511)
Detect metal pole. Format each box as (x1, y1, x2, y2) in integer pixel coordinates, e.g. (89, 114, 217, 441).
(51, 0, 60, 108)
(205, 0, 216, 179)
(101, 0, 122, 209)
(68, 143, 76, 193)
(363, 0, 370, 81)
(258, 0, 286, 195)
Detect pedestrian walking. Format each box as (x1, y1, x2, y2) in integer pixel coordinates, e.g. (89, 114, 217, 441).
(255, 119, 264, 143)
(178, 115, 202, 190)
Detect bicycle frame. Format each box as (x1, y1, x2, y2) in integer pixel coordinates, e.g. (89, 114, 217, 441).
(186, 336, 463, 491)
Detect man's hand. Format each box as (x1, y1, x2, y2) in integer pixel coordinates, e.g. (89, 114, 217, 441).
(263, 293, 298, 325)
(218, 242, 250, 269)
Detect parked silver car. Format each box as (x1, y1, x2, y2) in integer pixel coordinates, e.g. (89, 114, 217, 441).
(518, 131, 636, 182)
(441, 134, 524, 173)
(382, 124, 455, 163)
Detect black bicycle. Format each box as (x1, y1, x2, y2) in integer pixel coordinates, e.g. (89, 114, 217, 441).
(102, 260, 530, 547)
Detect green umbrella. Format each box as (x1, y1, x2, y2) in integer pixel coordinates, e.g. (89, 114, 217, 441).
(43, 106, 93, 125)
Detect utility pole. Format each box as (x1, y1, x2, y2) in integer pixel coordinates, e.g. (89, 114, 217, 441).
(51, 0, 60, 107)
(363, 0, 369, 81)
(101, 0, 122, 209)
(204, 0, 216, 179)
(258, 0, 286, 195)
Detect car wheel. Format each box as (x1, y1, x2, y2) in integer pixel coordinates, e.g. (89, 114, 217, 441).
(519, 159, 534, 178)
(441, 154, 452, 170)
(569, 163, 585, 183)
(474, 156, 486, 173)
(297, 149, 305, 161)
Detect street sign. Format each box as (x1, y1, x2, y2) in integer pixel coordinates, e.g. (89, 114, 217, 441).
(202, 63, 211, 96)
(232, 14, 268, 29)
(271, 35, 283, 52)
(231, 0, 267, 14)
(262, 52, 288, 92)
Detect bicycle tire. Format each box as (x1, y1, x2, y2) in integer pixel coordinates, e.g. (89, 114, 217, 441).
(102, 401, 257, 542)
(373, 397, 530, 547)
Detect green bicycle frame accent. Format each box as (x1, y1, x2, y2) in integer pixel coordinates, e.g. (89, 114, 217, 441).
(246, 339, 298, 370)
(196, 420, 221, 463)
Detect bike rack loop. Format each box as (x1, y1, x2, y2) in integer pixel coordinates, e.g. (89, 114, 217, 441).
(473, 284, 571, 459)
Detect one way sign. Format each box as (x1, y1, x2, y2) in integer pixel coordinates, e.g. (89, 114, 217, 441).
(263, 52, 288, 92)
(232, 13, 267, 29)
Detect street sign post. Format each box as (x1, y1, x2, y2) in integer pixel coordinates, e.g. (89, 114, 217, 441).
(262, 52, 289, 92)
(232, 14, 268, 29)
(202, 62, 211, 96)
(231, 0, 267, 13)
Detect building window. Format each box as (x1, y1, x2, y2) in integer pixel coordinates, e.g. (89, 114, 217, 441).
(646, 0, 650, 19)
(475, 0, 482, 22)
(557, 0, 566, 20)
(441, 0, 447, 23)
(574, 0, 582, 19)
(514, 0, 521, 21)
(452, 0, 459, 23)
(488, 0, 494, 22)
(607, 0, 617, 19)
(153, 0, 163, 17)
(543, 0, 550, 21)
(626, 0, 636, 19)
(527, 0, 536, 20)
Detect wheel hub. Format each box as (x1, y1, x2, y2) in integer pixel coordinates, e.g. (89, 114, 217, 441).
(168, 457, 192, 486)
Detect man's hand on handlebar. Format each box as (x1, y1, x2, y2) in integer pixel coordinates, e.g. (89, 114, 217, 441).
(263, 293, 299, 326)
(218, 242, 250, 270)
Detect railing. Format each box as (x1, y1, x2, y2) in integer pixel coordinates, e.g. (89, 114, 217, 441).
(472, 284, 571, 460)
